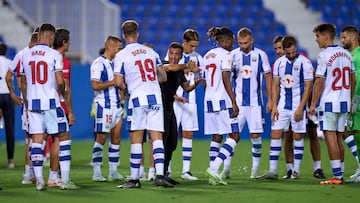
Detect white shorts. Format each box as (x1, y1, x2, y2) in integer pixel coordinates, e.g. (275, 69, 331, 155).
(272, 108, 306, 133)
(320, 111, 346, 132)
(204, 108, 238, 135)
(127, 104, 164, 132)
(28, 107, 69, 135)
(173, 101, 199, 131)
(94, 103, 123, 133)
(238, 106, 264, 133)
(21, 106, 28, 132)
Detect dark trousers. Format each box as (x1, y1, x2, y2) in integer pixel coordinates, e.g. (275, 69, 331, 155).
(163, 109, 178, 175)
(0, 94, 15, 160)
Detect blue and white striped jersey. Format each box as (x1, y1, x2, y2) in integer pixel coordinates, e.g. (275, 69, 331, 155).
(231, 47, 271, 107)
(90, 55, 121, 109)
(316, 45, 354, 113)
(20, 44, 63, 111)
(114, 43, 163, 109)
(203, 47, 233, 112)
(273, 54, 314, 111)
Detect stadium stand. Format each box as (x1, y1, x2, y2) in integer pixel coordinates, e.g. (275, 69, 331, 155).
(112, 0, 287, 62)
(305, 0, 360, 36)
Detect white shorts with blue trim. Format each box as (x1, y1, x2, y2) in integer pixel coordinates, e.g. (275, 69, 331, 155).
(28, 107, 69, 135)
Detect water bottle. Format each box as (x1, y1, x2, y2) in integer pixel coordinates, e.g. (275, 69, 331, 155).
(310, 114, 319, 125)
(346, 115, 353, 128)
(0, 117, 4, 129)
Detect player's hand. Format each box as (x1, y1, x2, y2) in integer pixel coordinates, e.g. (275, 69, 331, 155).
(231, 103, 239, 118)
(10, 93, 23, 106)
(266, 99, 272, 113)
(293, 108, 303, 122)
(68, 112, 76, 126)
(271, 107, 279, 124)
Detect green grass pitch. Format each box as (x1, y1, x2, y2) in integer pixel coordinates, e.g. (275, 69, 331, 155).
(0, 138, 359, 203)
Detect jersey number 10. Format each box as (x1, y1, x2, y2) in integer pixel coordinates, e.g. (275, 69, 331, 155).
(30, 61, 48, 84)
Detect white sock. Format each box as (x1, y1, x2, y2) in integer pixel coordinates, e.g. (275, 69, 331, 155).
(152, 140, 164, 176)
(293, 139, 304, 174)
(108, 143, 120, 174)
(130, 143, 142, 180)
(269, 139, 281, 174)
(182, 138, 192, 173)
(251, 137, 262, 174)
(59, 140, 71, 183)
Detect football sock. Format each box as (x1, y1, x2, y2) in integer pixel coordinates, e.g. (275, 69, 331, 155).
(210, 138, 236, 172)
(293, 139, 304, 173)
(92, 142, 103, 177)
(130, 143, 142, 180)
(330, 160, 343, 179)
(152, 140, 164, 176)
(251, 137, 262, 174)
(182, 138, 192, 173)
(209, 141, 220, 166)
(269, 139, 282, 174)
(31, 142, 44, 180)
(344, 135, 359, 163)
(108, 143, 120, 174)
(59, 140, 71, 183)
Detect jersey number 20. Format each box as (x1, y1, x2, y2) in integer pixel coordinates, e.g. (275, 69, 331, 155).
(332, 66, 350, 90)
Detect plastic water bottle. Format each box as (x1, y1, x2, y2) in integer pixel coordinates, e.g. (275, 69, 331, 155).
(310, 114, 319, 125)
(346, 115, 353, 128)
(0, 117, 4, 129)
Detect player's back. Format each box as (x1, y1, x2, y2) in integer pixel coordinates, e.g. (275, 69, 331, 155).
(318, 45, 353, 112)
(203, 47, 232, 112)
(114, 42, 162, 108)
(21, 44, 63, 111)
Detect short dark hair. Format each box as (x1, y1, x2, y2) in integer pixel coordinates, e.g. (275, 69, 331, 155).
(313, 23, 336, 39)
(341, 25, 358, 33)
(53, 28, 70, 49)
(169, 42, 184, 54)
(273, 35, 285, 44)
(282, 36, 297, 49)
(122, 20, 139, 37)
(39, 23, 56, 34)
(0, 42, 7, 56)
(183, 29, 199, 42)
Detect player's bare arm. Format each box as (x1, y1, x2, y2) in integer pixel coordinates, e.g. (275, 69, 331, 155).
(294, 80, 312, 122)
(5, 70, 22, 105)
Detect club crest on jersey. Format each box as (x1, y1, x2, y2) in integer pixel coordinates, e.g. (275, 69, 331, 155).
(282, 74, 295, 88)
(293, 65, 299, 71)
(251, 56, 257, 62)
(240, 65, 253, 79)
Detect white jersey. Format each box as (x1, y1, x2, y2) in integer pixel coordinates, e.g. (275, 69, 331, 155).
(273, 54, 314, 111)
(203, 47, 233, 112)
(316, 45, 354, 113)
(176, 51, 203, 104)
(20, 44, 63, 111)
(114, 43, 163, 109)
(8, 47, 29, 74)
(91, 55, 121, 109)
(0, 55, 12, 94)
(231, 47, 271, 107)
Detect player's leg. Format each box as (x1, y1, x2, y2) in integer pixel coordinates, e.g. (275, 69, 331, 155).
(47, 135, 61, 187)
(92, 132, 107, 181)
(290, 111, 307, 179)
(308, 120, 326, 179)
(283, 129, 294, 179)
(320, 112, 344, 185)
(28, 111, 46, 190)
(108, 112, 124, 181)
